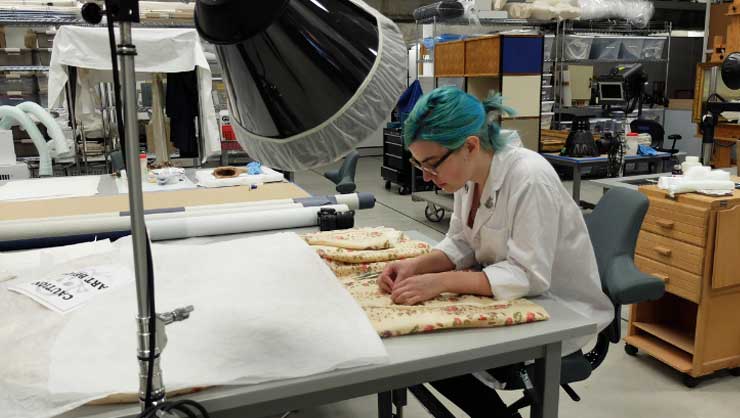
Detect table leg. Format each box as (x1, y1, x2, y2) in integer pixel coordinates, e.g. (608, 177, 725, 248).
(393, 388, 407, 418)
(531, 342, 562, 418)
(572, 166, 581, 205)
(378, 391, 393, 418)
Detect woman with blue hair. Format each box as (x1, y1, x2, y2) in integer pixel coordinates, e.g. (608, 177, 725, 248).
(377, 86, 612, 417)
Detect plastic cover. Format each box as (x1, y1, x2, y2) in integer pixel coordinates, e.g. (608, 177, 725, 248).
(564, 35, 593, 60)
(412, 1, 465, 21)
(641, 37, 666, 60)
(578, 0, 655, 27)
(232, 0, 407, 171)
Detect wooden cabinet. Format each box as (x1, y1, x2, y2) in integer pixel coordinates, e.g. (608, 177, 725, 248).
(627, 184, 740, 381)
(464, 36, 500, 76)
(434, 40, 466, 77)
(430, 34, 544, 152)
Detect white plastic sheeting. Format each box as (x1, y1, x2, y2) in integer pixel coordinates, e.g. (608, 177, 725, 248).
(579, 0, 655, 27)
(47, 26, 221, 162)
(0, 233, 388, 418)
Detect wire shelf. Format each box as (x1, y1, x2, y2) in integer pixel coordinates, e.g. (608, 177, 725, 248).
(0, 65, 49, 72)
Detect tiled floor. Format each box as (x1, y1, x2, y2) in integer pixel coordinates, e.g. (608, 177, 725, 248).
(245, 156, 740, 418)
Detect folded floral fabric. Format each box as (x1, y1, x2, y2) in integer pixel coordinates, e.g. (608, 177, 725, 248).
(313, 240, 432, 264)
(302, 227, 406, 250)
(324, 259, 391, 278)
(304, 227, 549, 337)
(340, 277, 549, 337)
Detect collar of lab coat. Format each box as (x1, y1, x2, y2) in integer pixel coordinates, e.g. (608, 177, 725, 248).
(465, 145, 513, 237)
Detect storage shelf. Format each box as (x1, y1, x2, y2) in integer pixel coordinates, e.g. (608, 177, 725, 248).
(561, 59, 667, 64)
(416, 17, 556, 26)
(632, 322, 695, 354)
(0, 12, 193, 27)
(0, 65, 49, 72)
(625, 334, 693, 373)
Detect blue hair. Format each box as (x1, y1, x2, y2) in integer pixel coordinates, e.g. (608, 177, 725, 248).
(403, 86, 516, 151)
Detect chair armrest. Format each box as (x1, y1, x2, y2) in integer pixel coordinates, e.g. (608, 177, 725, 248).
(335, 177, 357, 194)
(605, 255, 665, 305)
(667, 134, 682, 141)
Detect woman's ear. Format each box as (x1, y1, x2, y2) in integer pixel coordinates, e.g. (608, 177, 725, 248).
(465, 136, 481, 154)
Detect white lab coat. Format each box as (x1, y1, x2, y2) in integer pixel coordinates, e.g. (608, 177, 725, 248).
(435, 144, 613, 355)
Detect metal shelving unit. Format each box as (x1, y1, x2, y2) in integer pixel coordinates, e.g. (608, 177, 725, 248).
(560, 59, 668, 64)
(0, 9, 197, 177)
(0, 65, 49, 72)
(0, 10, 194, 27)
(549, 20, 673, 130)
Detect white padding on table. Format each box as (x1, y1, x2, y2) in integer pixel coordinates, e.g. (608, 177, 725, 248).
(195, 167, 285, 188)
(0, 176, 100, 201)
(0, 233, 387, 418)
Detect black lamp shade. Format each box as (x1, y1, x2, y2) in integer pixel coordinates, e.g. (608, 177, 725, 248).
(195, 0, 406, 170)
(722, 52, 740, 91)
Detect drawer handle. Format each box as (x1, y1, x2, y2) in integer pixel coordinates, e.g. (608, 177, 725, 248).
(656, 220, 675, 229)
(654, 246, 672, 257)
(653, 273, 670, 284)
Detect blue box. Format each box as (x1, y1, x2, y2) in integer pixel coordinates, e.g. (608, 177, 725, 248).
(502, 36, 544, 74)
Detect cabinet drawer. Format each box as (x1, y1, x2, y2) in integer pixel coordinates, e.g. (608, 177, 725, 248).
(637, 230, 705, 276)
(384, 140, 403, 156)
(384, 153, 405, 171)
(381, 166, 405, 183)
(642, 213, 707, 247)
(383, 132, 403, 146)
(465, 36, 500, 76)
(645, 198, 708, 243)
(635, 255, 702, 303)
(435, 40, 466, 77)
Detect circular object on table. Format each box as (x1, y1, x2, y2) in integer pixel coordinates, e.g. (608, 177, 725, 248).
(683, 375, 700, 388)
(624, 344, 638, 356)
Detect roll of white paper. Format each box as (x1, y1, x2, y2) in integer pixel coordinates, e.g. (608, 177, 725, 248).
(0, 204, 349, 242)
(148, 204, 349, 241)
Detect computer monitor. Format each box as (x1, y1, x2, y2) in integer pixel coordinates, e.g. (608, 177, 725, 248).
(599, 81, 625, 104)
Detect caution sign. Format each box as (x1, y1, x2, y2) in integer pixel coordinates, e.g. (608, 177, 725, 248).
(8, 265, 132, 314)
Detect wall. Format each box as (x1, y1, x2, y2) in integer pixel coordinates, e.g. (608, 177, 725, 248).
(664, 109, 701, 157)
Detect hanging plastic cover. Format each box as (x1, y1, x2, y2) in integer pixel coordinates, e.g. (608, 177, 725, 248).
(412, 1, 465, 21)
(578, 0, 655, 27)
(195, 0, 407, 171)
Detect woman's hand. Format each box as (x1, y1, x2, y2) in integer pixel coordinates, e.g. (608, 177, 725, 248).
(391, 273, 448, 305)
(377, 259, 418, 294)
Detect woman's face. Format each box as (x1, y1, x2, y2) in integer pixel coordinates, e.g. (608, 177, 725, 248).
(408, 138, 477, 193)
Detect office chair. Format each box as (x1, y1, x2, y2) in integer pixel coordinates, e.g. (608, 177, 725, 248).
(405, 188, 666, 418)
(629, 119, 682, 155)
(324, 150, 359, 194)
(110, 150, 125, 173)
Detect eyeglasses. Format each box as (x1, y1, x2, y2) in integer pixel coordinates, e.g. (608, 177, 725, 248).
(409, 148, 458, 176)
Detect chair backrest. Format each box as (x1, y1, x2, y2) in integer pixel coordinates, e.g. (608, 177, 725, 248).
(585, 187, 649, 295)
(630, 119, 664, 149)
(110, 150, 125, 173)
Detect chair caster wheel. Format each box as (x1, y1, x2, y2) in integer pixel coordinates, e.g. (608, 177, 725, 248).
(624, 344, 638, 356)
(683, 374, 700, 388)
(729, 367, 740, 376)
(399, 186, 410, 195)
(385, 181, 391, 190)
